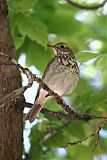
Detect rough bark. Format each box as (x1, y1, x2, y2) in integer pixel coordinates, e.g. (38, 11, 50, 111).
(0, 0, 24, 159)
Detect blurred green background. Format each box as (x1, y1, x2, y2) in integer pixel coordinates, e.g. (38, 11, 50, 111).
(8, 0, 107, 159)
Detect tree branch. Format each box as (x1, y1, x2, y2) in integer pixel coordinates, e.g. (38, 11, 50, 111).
(0, 52, 85, 120)
(66, 0, 107, 10)
(0, 52, 107, 122)
(25, 102, 107, 121)
(62, 122, 105, 151)
(33, 122, 70, 149)
(31, 120, 105, 152)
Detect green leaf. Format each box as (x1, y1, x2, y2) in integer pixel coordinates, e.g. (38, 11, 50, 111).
(14, 37, 24, 50)
(17, 38, 52, 72)
(36, 6, 84, 36)
(30, 146, 43, 160)
(17, 13, 48, 47)
(76, 51, 97, 62)
(95, 54, 107, 68)
(8, 0, 38, 12)
(45, 100, 61, 112)
(12, 27, 25, 50)
(68, 145, 93, 160)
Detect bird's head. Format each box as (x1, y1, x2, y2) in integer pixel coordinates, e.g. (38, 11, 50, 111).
(47, 42, 73, 56)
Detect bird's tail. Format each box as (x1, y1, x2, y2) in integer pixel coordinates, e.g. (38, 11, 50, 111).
(25, 104, 42, 123)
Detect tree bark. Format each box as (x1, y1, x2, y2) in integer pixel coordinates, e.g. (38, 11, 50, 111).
(0, 0, 24, 159)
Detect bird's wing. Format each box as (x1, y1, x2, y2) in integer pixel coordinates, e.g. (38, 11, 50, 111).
(42, 57, 56, 79)
(34, 57, 55, 102)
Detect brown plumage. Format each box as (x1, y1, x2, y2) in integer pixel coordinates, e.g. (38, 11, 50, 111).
(25, 42, 79, 123)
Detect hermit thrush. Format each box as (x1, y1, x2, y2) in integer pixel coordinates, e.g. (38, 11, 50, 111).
(25, 42, 79, 123)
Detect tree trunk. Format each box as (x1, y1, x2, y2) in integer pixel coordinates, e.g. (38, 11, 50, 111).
(0, 0, 24, 159)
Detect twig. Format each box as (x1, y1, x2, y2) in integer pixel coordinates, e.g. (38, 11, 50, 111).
(31, 76, 94, 120)
(66, 0, 107, 10)
(91, 122, 105, 152)
(35, 122, 70, 148)
(25, 102, 107, 121)
(0, 52, 34, 87)
(25, 102, 80, 120)
(0, 52, 34, 107)
(62, 122, 105, 151)
(31, 121, 106, 152)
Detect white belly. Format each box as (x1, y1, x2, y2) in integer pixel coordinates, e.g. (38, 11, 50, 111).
(47, 72, 79, 96)
(36, 58, 79, 105)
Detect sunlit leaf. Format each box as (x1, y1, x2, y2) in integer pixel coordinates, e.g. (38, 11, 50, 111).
(8, 0, 38, 12)
(17, 13, 48, 47)
(17, 38, 52, 72)
(77, 51, 97, 62)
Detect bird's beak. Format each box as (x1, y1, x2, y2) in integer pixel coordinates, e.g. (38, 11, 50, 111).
(47, 44, 57, 55)
(47, 44, 54, 48)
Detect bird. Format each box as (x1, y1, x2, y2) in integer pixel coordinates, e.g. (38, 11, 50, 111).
(25, 42, 80, 123)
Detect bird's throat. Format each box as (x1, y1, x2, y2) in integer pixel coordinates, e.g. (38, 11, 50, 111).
(52, 48, 58, 55)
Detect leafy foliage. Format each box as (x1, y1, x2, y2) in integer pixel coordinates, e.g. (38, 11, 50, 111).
(8, 0, 107, 159)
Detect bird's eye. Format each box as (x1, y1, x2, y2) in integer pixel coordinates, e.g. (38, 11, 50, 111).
(60, 45, 64, 48)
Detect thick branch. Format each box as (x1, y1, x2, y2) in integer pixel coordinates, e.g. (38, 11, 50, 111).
(25, 102, 107, 121)
(0, 1, 24, 159)
(66, 0, 107, 10)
